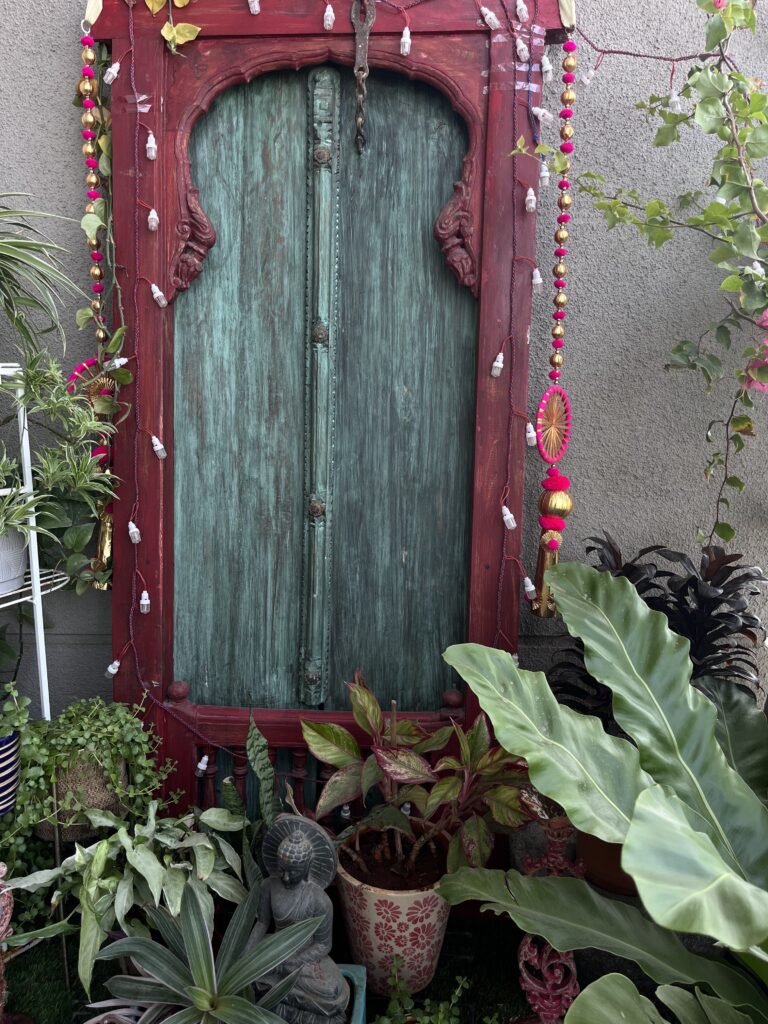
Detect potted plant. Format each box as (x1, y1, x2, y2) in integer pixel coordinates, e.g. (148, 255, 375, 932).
(302, 676, 543, 995)
(439, 562, 768, 1023)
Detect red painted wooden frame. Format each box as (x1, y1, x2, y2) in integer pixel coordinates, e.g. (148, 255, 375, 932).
(95, 0, 565, 777)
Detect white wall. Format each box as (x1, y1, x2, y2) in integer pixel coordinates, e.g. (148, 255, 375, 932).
(0, 0, 765, 713)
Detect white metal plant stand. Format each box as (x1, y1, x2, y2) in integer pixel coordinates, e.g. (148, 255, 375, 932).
(0, 364, 68, 723)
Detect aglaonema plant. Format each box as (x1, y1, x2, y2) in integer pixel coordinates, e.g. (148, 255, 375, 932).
(438, 562, 768, 1024)
(301, 674, 544, 877)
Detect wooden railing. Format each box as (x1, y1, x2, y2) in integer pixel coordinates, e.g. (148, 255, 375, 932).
(159, 680, 464, 812)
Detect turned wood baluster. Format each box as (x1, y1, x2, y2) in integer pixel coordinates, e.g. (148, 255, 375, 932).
(291, 748, 307, 813)
(233, 746, 248, 805)
(203, 745, 218, 810)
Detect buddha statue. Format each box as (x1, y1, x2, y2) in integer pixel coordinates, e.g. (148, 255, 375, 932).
(247, 815, 350, 1024)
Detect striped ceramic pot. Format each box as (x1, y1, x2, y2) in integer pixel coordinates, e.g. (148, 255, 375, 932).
(336, 859, 450, 997)
(0, 731, 21, 814)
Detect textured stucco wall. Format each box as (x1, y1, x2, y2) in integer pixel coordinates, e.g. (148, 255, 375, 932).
(0, 0, 765, 715)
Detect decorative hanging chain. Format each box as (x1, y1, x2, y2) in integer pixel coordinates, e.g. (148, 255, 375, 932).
(351, 0, 376, 152)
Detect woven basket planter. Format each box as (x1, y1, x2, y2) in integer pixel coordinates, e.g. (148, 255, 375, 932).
(34, 752, 127, 843)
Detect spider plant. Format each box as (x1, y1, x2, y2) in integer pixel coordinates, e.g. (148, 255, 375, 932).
(87, 883, 321, 1020)
(0, 193, 82, 351)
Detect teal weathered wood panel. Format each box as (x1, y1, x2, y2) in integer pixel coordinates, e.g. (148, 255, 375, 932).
(173, 73, 308, 707)
(174, 67, 476, 711)
(327, 72, 477, 711)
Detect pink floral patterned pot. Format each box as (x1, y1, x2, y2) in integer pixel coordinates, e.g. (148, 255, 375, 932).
(336, 859, 450, 996)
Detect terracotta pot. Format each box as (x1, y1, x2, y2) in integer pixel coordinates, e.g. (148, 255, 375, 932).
(576, 832, 637, 896)
(336, 857, 450, 996)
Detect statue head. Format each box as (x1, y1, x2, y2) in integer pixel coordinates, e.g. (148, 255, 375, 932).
(277, 829, 314, 888)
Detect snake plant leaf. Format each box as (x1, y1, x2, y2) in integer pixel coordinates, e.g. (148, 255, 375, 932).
(623, 785, 768, 949)
(547, 564, 768, 885)
(658, 985, 753, 1024)
(247, 717, 281, 825)
(443, 644, 652, 843)
(696, 676, 768, 805)
(564, 974, 665, 1023)
(437, 868, 768, 1019)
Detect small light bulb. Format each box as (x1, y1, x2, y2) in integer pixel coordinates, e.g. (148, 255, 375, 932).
(516, 0, 529, 20)
(323, 3, 335, 29)
(128, 520, 142, 544)
(525, 187, 536, 213)
(669, 91, 683, 115)
(340, 803, 352, 820)
(532, 267, 544, 293)
(539, 162, 550, 187)
(502, 506, 517, 530)
(715, 196, 728, 205)
(146, 131, 157, 160)
(541, 51, 553, 83)
(525, 422, 537, 446)
(751, 261, 764, 276)
(516, 38, 530, 63)
(400, 26, 411, 56)
(512, 652, 520, 667)
(480, 5, 501, 29)
(401, 802, 412, 817)
(147, 208, 159, 231)
(140, 590, 151, 614)
(523, 576, 537, 601)
(105, 356, 128, 371)
(580, 67, 595, 87)
(491, 352, 504, 378)
(532, 106, 553, 124)
(105, 658, 121, 678)
(151, 434, 167, 459)
(195, 754, 209, 778)
(248, 0, 260, 12)
(103, 61, 121, 85)
(150, 283, 167, 307)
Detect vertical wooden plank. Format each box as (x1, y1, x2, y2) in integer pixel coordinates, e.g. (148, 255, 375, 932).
(330, 71, 478, 711)
(172, 74, 308, 708)
(300, 69, 341, 706)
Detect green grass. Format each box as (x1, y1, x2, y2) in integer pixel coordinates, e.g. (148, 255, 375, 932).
(5, 937, 114, 1024)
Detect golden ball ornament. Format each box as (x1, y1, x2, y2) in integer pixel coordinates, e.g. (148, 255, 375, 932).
(560, 159, 572, 174)
(560, 123, 575, 141)
(95, 328, 108, 343)
(540, 529, 563, 552)
(539, 489, 573, 517)
(554, 227, 569, 243)
(86, 172, 100, 188)
(561, 88, 576, 104)
(78, 78, 94, 97)
(84, 202, 95, 215)
(87, 237, 100, 250)
(90, 299, 102, 313)
(81, 46, 96, 64)
(81, 112, 96, 128)
(552, 324, 565, 339)
(554, 262, 567, 277)
(558, 193, 573, 211)
(550, 352, 564, 369)
(82, 142, 97, 157)
(89, 265, 104, 281)
(562, 55, 577, 72)
(553, 290, 568, 308)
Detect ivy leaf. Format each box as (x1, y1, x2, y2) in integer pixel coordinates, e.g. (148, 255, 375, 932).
(725, 475, 746, 492)
(106, 326, 127, 354)
(653, 125, 679, 147)
(720, 274, 743, 292)
(76, 307, 95, 329)
(746, 125, 768, 159)
(731, 414, 755, 436)
(173, 0, 191, 5)
(144, 0, 165, 13)
(694, 97, 725, 134)
(748, 364, 768, 384)
(109, 368, 133, 385)
(713, 521, 736, 542)
(732, 222, 761, 260)
(81, 213, 105, 238)
(705, 13, 728, 50)
(160, 21, 201, 48)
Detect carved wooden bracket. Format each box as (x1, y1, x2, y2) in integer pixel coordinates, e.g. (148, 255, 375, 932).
(434, 156, 478, 296)
(170, 185, 217, 294)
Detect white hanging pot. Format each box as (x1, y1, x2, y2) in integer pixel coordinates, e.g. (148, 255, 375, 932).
(0, 529, 27, 596)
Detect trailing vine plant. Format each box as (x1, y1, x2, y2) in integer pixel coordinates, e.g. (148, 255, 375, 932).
(576, 0, 766, 544)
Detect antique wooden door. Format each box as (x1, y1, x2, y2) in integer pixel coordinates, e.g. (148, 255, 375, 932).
(173, 67, 477, 711)
(97, 0, 567, 787)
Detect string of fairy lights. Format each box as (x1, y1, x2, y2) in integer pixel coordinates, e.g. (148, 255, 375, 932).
(71, 2, 728, 727)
